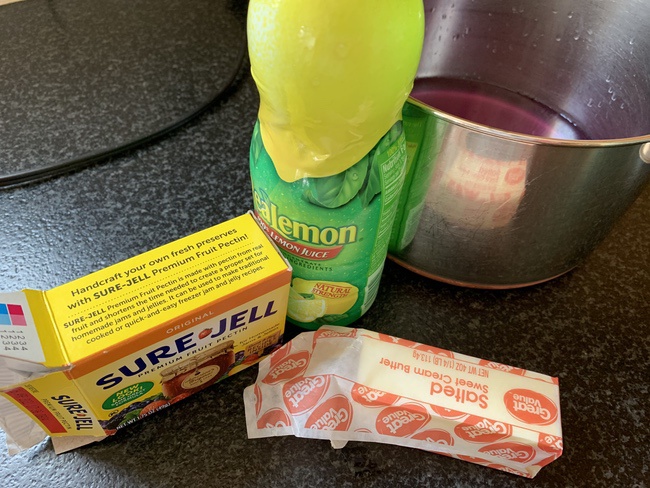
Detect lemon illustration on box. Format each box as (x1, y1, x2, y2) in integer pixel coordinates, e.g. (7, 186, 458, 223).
(247, 0, 424, 328)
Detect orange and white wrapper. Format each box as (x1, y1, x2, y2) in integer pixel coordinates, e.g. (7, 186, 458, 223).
(243, 326, 562, 478)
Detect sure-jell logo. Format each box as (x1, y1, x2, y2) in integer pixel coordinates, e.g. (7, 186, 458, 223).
(504, 388, 558, 426)
(257, 408, 292, 430)
(454, 415, 513, 443)
(375, 403, 430, 437)
(305, 395, 353, 431)
(282, 375, 330, 414)
(478, 441, 537, 464)
(262, 351, 311, 384)
(351, 383, 399, 408)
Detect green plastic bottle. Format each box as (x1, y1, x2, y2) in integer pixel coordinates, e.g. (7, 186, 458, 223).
(248, 0, 424, 329)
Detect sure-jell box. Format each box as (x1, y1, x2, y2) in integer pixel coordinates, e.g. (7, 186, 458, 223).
(0, 213, 291, 454)
(244, 326, 562, 478)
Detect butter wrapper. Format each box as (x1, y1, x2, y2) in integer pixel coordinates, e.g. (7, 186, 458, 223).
(243, 326, 562, 478)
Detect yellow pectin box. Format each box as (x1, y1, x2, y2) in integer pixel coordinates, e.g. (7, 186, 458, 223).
(0, 213, 291, 454)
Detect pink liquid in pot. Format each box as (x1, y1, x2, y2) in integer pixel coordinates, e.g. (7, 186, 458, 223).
(411, 77, 590, 140)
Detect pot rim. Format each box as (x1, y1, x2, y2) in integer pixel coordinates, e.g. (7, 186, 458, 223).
(406, 97, 650, 148)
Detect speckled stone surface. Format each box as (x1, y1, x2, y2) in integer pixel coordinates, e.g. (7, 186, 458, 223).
(0, 0, 246, 178)
(1, 3, 649, 488)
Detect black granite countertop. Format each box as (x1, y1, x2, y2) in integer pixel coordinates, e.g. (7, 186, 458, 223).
(1, 2, 649, 487)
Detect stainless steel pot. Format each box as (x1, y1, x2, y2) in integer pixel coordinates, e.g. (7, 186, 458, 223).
(388, 0, 650, 288)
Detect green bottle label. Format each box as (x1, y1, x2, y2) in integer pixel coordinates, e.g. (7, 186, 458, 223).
(389, 101, 441, 253)
(250, 121, 407, 329)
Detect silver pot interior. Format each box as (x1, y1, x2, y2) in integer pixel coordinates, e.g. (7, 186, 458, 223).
(417, 0, 650, 140)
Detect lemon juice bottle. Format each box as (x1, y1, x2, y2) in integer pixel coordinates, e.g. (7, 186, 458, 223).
(248, 0, 424, 329)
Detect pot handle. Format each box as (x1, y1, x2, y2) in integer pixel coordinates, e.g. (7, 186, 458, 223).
(641, 143, 650, 164)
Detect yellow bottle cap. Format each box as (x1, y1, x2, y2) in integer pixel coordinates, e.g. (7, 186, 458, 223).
(248, 0, 424, 182)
